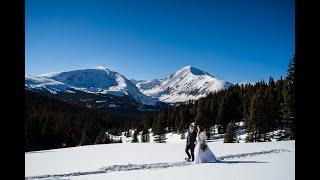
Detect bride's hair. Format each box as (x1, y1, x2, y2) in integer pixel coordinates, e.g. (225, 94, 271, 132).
(198, 126, 205, 132)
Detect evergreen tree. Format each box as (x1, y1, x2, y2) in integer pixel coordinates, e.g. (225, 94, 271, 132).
(195, 99, 210, 128)
(246, 86, 272, 142)
(95, 130, 106, 144)
(267, 77, 278, 131)
(245, 92, 257, 142)
(131, 130, 139, 143)
(216, 96, 228, 133)
(281, 57, 296, 139)
(153, 113, 167, 143)
(173, 109, 180, 132)
(208, 94, 218, 128)
(224, 121, 237, 143)
(105, 134, 111, 144)
(179, 105, 192, 131)
(275, 76, 285, 128)
(80, 124, 90, 145)
(178, 117, 186, 133)
(180, 128, 187, 139)
(125, 130, 131, 138)
(141, 129, 150, 143)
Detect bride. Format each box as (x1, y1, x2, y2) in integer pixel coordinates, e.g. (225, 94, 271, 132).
(194, 125, 218, 163)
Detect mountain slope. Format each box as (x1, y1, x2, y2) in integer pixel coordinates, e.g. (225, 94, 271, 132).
(25, 74, 72, 94)
(136, 66, 233, 103)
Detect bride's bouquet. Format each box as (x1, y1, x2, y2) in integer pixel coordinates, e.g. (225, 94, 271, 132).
(200, 143, 207, 151)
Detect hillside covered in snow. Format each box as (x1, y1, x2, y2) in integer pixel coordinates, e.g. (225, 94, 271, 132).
(25, 66, 168, 111)
(134, 66, 233, 103)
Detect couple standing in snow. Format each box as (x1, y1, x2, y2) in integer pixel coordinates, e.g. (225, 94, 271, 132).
(185, 124, 218, 163)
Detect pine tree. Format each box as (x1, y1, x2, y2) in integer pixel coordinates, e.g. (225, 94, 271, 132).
(172, 108, 183, 132)
(141, 129, 150, 143)
(95, 130, 106, 144)
(216, 96, 227, 133)
(180, 128, 187, 139)
(131, 130, 139, 143)
(105, 134, 111, 144)
(245, 90, 258, 142)
(224, 121, 237, 143)
(281, 57, 296, 139)
(126, 130, 131, 138)
(208, 95, 218, 127)
(153, 113, 167, 143)
(178, 118, 185, 133)
(180, 105, 192, 131)
(267, 77, 278, 131)
(275, 76, 285, 129)
(246, 86, 273, 142)
(80, 124, 90, 145)
(195, 99, 211, 129)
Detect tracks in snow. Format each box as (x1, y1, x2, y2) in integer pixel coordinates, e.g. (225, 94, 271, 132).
(26, 162, 190, 180)
(26, 148, 290, 180)
(218, 149, 290, 160)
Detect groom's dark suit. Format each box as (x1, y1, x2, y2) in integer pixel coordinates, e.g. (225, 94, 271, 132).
(185, 128, 197, 161)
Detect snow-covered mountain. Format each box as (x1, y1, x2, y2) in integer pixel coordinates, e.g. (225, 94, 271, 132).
(26, 65, 233, 108)
(25, 66, 166, 111)
(134, 66, 233, 103)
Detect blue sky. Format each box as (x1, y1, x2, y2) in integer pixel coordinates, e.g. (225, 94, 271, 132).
(26, 0, 294, 83)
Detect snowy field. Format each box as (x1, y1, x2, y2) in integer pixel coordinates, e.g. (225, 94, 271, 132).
(25, 139, 294, 180)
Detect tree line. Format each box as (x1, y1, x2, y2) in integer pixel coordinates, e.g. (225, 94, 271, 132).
(25, 90, 141, 151)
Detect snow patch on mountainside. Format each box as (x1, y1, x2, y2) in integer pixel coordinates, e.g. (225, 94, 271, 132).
(237, 81, 255, 86)
(25, 75, 71, 94)
(136, 79, 162, 91)
(131, 79, 147, 85)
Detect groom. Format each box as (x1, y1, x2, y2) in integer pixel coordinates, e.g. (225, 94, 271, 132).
(185, 124, 197, 162)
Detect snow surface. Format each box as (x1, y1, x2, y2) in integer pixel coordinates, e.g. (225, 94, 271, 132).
(25, 140, 294, 180)
(26, 123, 294, 180)
(136, 66, 233, 103)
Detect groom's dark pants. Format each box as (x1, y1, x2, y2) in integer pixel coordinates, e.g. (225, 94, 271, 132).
(185, 144, 195, 161)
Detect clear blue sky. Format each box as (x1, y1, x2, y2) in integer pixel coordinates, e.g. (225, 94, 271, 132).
(26, 0, 294, 83)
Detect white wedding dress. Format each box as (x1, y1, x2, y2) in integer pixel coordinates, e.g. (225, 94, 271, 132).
(194, 131, 218, 164)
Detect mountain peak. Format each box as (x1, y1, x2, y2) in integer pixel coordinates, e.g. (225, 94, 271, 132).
(136, 65, 231, 103)
(92, 66, 109, 71)
(181, 65, 192, 69)
(177, 66, 209, 76)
